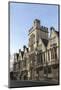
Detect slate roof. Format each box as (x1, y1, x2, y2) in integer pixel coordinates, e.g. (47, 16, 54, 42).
(41, 38, 48, 47)
(15, 53, 19, 59)
(21, 51, 24, 58)
(55, 31, 59, 37)
(26, 48, 29, 52)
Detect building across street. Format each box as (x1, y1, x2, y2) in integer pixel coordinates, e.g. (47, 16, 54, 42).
(10, 19, 59, 81)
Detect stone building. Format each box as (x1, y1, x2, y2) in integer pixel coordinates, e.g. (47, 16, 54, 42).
(13, 19, 59, 81)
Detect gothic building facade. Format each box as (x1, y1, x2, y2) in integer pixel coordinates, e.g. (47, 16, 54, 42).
(12, 19, 59, 81)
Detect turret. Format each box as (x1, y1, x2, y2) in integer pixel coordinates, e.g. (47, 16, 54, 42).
(33, 19, 40, 29)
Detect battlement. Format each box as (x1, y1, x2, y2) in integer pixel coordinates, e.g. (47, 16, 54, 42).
(28, 19, 48, 35)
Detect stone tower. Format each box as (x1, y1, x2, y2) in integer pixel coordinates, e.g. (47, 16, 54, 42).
(28, 19, 48, 52)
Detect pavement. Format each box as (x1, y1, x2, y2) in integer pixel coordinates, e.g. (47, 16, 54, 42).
(9, 79, 59, 88)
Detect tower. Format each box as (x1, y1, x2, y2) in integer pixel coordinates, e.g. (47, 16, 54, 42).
(28, 19, 40, 52)
(28, 19, 48, 52)
(33, 19, 40, 29)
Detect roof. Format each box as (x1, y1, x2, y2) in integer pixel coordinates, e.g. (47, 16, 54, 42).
(34, 19, 40, 23)
(26, 48, 29, 52)
(50, 26, 59, 37)
(21, 51, 24, 58)
(14, 53, 19, 59)
(41, 38, 48, 47)
(55, 31, 59, 37)
(23, 45, 26, 49)
(40, 26, 48, 32)
(23, 45, 29, 52)
(29, 27, 33, 33)
(19, 49, 21, 52)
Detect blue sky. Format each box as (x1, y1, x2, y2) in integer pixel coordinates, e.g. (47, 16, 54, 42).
(10, 2, 58, 55)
